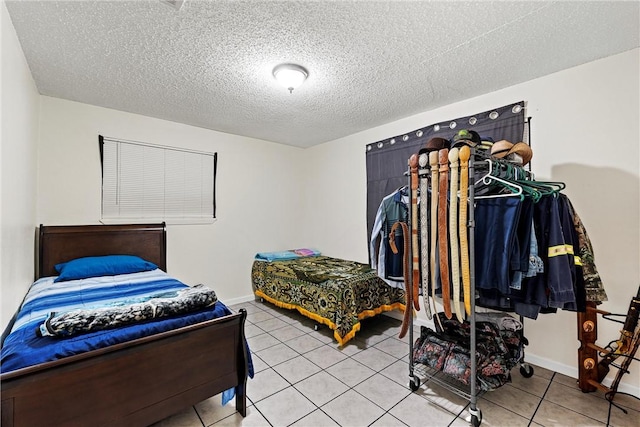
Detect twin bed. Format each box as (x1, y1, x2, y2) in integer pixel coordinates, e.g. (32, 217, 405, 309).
(1, 224, 250, 427)
(251, 253, 406, 345)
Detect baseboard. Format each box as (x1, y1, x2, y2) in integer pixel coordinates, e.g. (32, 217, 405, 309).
(224, 294, 257, 307)
(383, 310, 437, 329)
(524, 353, 640, 397)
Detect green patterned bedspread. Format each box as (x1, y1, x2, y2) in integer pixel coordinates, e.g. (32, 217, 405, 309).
(251, 256, 405, 345)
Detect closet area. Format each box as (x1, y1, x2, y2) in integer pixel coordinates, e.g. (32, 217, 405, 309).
(366, 101, 611, 426)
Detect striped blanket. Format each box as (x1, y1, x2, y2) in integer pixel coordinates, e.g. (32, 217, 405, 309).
(1, 269, 231, 373)
(38, 284, 218, 337)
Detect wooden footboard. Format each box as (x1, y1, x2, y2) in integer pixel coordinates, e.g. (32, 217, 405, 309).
(1, 309, 248, 427)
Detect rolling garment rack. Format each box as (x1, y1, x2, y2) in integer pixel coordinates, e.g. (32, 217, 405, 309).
(406, 148, 533, 427)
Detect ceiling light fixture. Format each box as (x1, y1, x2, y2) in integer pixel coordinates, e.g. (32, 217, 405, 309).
(273, 64, 308, 94)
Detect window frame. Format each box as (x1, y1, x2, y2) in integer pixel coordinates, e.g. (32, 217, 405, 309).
(99, 135, 217, 225)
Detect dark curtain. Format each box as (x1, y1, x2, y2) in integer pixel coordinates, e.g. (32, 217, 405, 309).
(366, 101, 527, 259)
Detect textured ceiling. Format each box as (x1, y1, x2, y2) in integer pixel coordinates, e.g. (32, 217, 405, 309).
(6, 1, 639, 148)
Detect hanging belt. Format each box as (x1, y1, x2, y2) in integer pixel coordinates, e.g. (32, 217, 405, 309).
(429, 152, 442, 324)
(448, 148, 464, 322)
(459, 146, 472, 315)
(438, 148, 452, 319)
(409, 154, 421, 312)
(389, 221, 412, 339)
(418, 153, 432, 320)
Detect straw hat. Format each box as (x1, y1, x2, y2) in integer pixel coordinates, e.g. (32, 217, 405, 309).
(490, 140, 533, 166)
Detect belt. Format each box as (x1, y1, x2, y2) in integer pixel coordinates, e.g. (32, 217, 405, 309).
(438, 148, 452, 319)
(418, 153, 432, 320)
(448, 148, 464, 322)
(389, 221, 411, 339)
(429, 152, 442, 326)
(458, 146, 472, 315)
(409, 154, 421, 312)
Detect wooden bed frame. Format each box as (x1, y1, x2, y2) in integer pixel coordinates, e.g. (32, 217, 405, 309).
(1, 223, 248, 427)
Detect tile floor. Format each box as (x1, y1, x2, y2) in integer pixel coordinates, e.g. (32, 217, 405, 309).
(152, 300, 639, 427)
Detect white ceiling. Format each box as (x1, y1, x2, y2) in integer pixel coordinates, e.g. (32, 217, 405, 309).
(6, 1, 639, 148)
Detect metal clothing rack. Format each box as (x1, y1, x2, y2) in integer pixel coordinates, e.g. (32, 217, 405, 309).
(406, 149, 534, 427)
(406, 150, 482, 426)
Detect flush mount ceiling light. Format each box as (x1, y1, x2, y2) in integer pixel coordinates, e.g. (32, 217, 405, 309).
(273, 64, 308, 94)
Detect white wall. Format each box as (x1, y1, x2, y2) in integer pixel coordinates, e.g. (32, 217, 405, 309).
(36, 96, 307, 303)
(0, 2, 40, 328)
(304, 48, 640, 392)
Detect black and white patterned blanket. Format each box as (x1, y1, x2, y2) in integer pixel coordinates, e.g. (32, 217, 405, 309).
(37, 284, 217, 337)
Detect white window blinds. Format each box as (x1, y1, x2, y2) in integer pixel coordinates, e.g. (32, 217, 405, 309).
(100, 136, 217, 223)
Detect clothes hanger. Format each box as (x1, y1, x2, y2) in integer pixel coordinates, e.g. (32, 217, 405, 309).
(515, 175, 565, 198)
(531, 179, 565, 192)
(514, 167, 566, 193)
(492, 162, 556, 201)
(499, 163, 544, 202)
(474, 159, 524, 200)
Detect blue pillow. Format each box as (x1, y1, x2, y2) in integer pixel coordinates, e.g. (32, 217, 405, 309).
(54, 255, 158, 282)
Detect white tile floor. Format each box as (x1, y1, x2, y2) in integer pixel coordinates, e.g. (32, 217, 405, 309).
(152, 300, 640, 427)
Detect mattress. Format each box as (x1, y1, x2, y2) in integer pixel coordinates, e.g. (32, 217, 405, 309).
(251, 255, 405, 345)
(1, 269, 234, 373)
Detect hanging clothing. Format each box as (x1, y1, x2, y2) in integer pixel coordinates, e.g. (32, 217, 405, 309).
(472, 188, 609, 319)
(474, 197, 522, 296)
(524, 221, 544, 278)
(370, 187, 409, 288)
(565, 197, 608, 303)
(513, 197, 534, 273)
(469, 173, 610, 318)
(558, 194, 586, 312)
(534, 195, 576, 309)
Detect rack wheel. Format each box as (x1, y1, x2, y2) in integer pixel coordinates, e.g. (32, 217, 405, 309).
(520, 364, 534, 378)
(408, 376, 420, 391)
(470, 408, 482, 427)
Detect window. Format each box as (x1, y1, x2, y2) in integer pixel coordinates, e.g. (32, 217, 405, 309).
(100, 135, 217, 224)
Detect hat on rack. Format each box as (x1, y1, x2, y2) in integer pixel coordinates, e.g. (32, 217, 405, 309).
(418, 137, 449, 155)
(491, 140, 533, 166)
(477, 136, 494, 151)
(451, 129, 481, 148)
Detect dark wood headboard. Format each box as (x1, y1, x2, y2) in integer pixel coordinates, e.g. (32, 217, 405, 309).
(38, 223, 167, 279)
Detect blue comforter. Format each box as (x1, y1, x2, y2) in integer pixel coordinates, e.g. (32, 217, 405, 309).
(1, 270, 251, 382)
